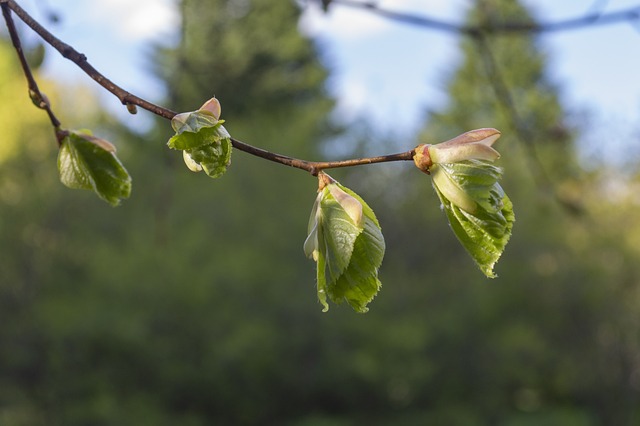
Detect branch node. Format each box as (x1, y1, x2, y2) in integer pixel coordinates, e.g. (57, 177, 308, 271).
(55, 128, 68, 146)
(28, 89, 50, 109)
(60, 44, 74, 58)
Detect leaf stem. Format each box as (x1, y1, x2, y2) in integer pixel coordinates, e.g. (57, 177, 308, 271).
(3, 0, 416, 174)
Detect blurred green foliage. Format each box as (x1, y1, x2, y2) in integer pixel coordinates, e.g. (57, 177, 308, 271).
(2, 0, 640, 425)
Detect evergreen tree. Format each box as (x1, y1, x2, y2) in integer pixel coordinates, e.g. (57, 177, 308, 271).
(163, 0, 331, 118)
(367, 0, 640, 423)
(422, 0, 577, 191)
(1, 1, 338, 423)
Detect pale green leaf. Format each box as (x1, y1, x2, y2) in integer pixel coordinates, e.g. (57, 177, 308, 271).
(170, 110, 217, 133)
(304, 178, 385, 313)
(303, 192, 322, 260)
(438, 160, 504, 212)
(320, 186, 364, 279)
(182, 150, 203, 172)
(167, 110, 230, 150)
(167, 107, 233, 177)
(57, 132, 131, 206)
(328, 184, 363, 226)
(316, 224, 329, 312)
(328, 216, 385, 313)
(185, 138, 232, 179)
(340, 184, 381, 227)
(432, 160, 514, 277)
(431, 165, 477, 213)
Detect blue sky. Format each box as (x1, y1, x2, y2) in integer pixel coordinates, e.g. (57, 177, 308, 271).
(299, 1, 640, 153)
(23, 0, 640, 160)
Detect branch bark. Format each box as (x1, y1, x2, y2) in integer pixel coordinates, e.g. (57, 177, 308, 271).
(2, 0, 416, 175)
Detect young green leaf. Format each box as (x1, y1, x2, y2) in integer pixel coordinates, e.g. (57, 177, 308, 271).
(167, 97, 232, 178)
(304, 174, 385, 313)
(320, 186, 364, 280)
(431, 160, 515, 277)
(167, 113, 230, 150)
(414, 129, 514, 277)
(57, 131, 131, 206)
(184, 138, 232, 179)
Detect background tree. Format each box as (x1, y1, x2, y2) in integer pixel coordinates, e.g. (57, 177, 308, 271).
(1, 0, 338, 423)
(367, 0, 640, 423)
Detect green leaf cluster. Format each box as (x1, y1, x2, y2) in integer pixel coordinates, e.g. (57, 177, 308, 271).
(431, 159, 515, 277)
(305, 177, 385, 312)
(168, 109, 232, 178)
(57, 131, 131, 206)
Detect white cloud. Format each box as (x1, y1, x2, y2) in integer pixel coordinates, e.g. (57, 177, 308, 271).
(331, 78, 369, 121)
(300, 2, 390, 40)
(87, 0, 179, 41)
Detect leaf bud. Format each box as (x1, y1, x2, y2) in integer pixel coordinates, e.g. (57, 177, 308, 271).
(126, 103, 138, 115)
(199, 97, 221, 120)
(28, 89, 50, 109)
(414, 128, 501, 173)
(429, 128, 501, 165)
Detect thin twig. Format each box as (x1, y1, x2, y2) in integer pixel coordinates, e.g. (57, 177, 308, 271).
(585, 0, 612, 18)
(234, 141, 414, 175)
(320, 0, 640, 35)
(1, 1, 63, 142)
(2, 0, 416, 174)
(2, 0, 175, 119)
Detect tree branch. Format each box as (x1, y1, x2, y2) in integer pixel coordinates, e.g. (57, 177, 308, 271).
(236, 143, 414, 175)
(319, 0, 640, 36)
(2, 0, 416, 175)
(2, 0, 176, 120)
(309, 0, 591, 213)
(1, 1, 63, 142)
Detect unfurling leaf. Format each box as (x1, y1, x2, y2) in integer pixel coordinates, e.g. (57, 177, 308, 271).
(414, 129, 514, 277)
(304, 173, 385, 313)
(167, 97, 232, 178)
(184, 138, 232, 178)
(167, 114, 229, 150)
(432, 161, 514, 278)
(57, 131, 131, 206)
